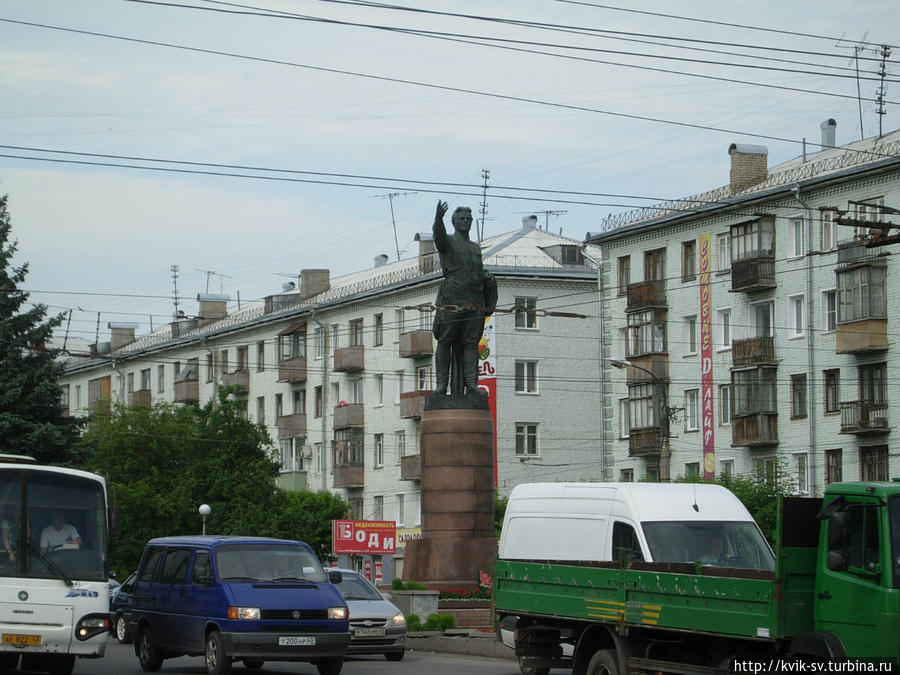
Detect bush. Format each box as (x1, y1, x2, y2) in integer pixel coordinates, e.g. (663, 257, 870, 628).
(422, 613, 455, 631)
(406, 613, 422, 631)
(391, 579, 428, 591)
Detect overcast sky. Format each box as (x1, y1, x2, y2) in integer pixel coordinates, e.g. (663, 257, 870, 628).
(1, 0, 896, 347)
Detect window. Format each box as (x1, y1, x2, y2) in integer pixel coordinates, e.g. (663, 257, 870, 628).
(191, 551, 211, 585)
(824, 369, 840, 413)
(791, 374, 807, 419)
(612, 522, 644, 563)
(788, 295, 805, 337)
(373, 496, 384, 520)
(716, 308, 731, 350)
(349, 497, 363, 519)
(373, 313, 383, 346)
(617, 256, 631, 296)
(644, 248, 666, 281)
(684, 462, 700, 479)
(314, 442, 323, 473)
(615, 327, 627, 360)
(206, 354, 214, 382)
(842, 502, 881, 575)
(731, 216, 775, 262)
(280, 331, 306, 360)
(788, 216, 805, 258)
(349, 319, 364, 347)
(292, 389, 305, 415)
(717, 233, 731, 272)
(837, 265, 886, 323)
(314, 386, 323, 418)
(256, 396, 265, 424)
(314, 327, 325, 359)
(348, 378, 363, 405)
(619, 398, 630, 438)
(751, 301, 774, 337)
(854, 197, 885, 238)
(822, 289, 837, 332)
(619, 468, 634, 482)
(719, 459, 734, 477)
(515, 423, 539, 456)
(235, 400, 248, 420)
(275, 393, 283, 419)
(395, 309, 405, 337)
(257, 340, 265, 371)
(75, 385, 81, 410)
(515, 360, 538, 394)
(684, 315, 697, 355)
(416, 365, 433, 392)
(159, 549, 191, 584)
(859, 362, 887, 405)
(627, 383, 658, 430)
(139, 547, 165, 582)
(60, 384, 69, 409)
(331, 382, 340, 407)
(374, 434, 384, 468)
(157, 365, 165, 393)
(395, 493, 405, 527)
(140, 368, 151, 391)
(794, 453, 808, 494)
(279, 439, 295, 472)
(515, 296, 538, 329)
(395, 430, 406, 462)
(418, 306, 433, 332)
(820, 208, 838, 252)
(719, 385, 731, 426)
(236, 346, 249, 371)
(684, 389, 699, 431)
(374, 374, 384, 406)
(825, 449, 843, 484)
(395, 370, 404, 404)
(732, 367, 777, 416)
(682, 240, 696, 281)
(330, 324, 339, 353)
(627, 309, 666, 356)
(754, 456, 777, 485)
(127, 372, 134, 396)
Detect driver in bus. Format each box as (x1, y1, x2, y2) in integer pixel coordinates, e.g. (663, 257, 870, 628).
(39, 511, 81, 554)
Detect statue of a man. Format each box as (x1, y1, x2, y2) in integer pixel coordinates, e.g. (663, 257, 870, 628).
(431, 200, 497, 396)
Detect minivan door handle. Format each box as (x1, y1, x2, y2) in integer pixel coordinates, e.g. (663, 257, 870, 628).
(817, 591, 832, 600)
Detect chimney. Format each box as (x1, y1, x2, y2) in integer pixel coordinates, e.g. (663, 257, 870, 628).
(821, 118, 837, 148)
(728, 143, 768, 193)
(414, 232, 437, 273)
(522, 215, 538, 230)
(197, 293, 229, 328)
(300, 269, 330, 300)
(108, 322, 139, 351)
(374, 254, 389, 268)
(281, 281, 296, 293)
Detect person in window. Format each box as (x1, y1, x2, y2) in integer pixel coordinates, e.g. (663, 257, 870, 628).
(39, 511, 81, 554)
(1, 507, 21, 562)
(697, 535, 725, 565)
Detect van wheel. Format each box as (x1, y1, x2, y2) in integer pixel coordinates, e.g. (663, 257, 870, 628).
(385, 650, 405, 662)
(205, 631, 233, 675)
(139, 627, 164, 672)
(315, 657, 343, 675)
(586, 649, 619, 675)
(242, 659, 264, 670)
(116, 613, 132, 643)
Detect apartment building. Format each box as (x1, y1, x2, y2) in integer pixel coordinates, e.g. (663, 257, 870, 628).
(58, 218, 602, 554)
(587, 121, 900, 496)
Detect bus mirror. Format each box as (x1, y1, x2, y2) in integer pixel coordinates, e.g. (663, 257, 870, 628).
(827, 549, 849, 572)
(827, 511, 847, 550)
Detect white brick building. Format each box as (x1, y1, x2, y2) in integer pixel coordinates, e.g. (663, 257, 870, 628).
(587, 122, 900, 496)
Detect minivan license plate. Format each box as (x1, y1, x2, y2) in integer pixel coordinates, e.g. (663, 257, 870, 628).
(278, 636, 315, 646)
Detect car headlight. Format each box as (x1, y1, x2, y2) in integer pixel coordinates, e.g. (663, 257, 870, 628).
(388, 612, 406, 628)
(227, 606, 260, 620)
(328, 606, 348, 620)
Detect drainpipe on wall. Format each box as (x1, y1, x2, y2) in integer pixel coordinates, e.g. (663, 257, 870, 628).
(311, 311, 329, 492)
(581, 247, 607, 481)
(793, 185, 818, 497)
(202, 337, 216, 404)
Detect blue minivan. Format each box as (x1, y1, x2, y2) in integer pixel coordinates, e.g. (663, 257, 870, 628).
(127, 536, 350, 675)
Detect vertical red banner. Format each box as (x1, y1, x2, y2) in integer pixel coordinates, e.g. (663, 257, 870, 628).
(477, 315, 498, 487)
(699, 233, 716, 479)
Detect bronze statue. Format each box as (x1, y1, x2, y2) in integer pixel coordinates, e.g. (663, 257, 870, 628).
(431, 200, 497, 396)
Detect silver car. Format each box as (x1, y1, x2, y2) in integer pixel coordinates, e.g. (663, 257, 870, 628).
(333, 568, 406, 661)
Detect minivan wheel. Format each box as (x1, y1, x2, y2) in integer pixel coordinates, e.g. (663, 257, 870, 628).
(115, 613, 132, 643)
(138, 627, 164, 672)
(205, 630, 233, 675)
(315, 657, 343, 675)
(385, 650, 405, 662)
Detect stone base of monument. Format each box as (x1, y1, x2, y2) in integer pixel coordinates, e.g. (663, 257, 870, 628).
(403, 398, 497, 586)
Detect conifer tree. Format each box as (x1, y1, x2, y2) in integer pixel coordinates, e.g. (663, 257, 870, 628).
(0, 193, 82, 463)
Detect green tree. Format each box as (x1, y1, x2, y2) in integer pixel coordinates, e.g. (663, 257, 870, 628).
(0, 194, 82, 464)
(272, 490, 349, 561)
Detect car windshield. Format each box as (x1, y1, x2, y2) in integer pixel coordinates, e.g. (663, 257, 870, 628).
(642, 521, 775, 571)
(335, 573, 383, 601)
(214, 544, 328, 583)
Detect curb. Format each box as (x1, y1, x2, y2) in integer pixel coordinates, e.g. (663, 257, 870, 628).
(406, 630, 516, 661)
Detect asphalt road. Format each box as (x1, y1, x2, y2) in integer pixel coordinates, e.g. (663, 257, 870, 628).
(24, 638, 524, 675)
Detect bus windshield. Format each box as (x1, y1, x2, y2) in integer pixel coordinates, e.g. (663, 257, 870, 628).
(0, 469, 107, 582)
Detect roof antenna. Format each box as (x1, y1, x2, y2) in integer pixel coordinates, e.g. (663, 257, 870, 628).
(692, 483, 699, 512)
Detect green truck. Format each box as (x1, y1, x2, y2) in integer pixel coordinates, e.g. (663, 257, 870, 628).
(493, 481, 899, 674)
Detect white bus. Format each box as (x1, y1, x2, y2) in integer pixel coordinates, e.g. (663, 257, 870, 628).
(0, 456, 110, 675)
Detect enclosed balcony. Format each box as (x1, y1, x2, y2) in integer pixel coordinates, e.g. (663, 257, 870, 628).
(400, 390, 431, 419)
(628, 428, 661, 458)
(333, 403, 364, 429)
(278, 357, 307, 383)
(840, 401, 889, 435)
(276, 470, 308, 492)
(400, 454, 421, 481)
(222, 369, 249, 392)
(399, 330, 433, 358)
(622, 355, 668, 385)
(333, 346, 365, 372)
(174, 379, 199, 403)
(731, 413, 778, 447)
(731, 256, 776, 293)
(731, 336, 775, 367)
(277, 413, 308, 438)
(129, 388, 152, 407)
(333, 439, 364, 488)
(626, 279, 666, 312)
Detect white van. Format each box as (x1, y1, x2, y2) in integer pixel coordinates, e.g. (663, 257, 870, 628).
(498, 483, 775, 570)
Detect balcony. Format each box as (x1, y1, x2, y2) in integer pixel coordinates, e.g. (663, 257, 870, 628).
(222, 369, 249, 392)
(275, 470, 308, 492)
(400, 454, 421, 481)
(400, 390, 431, 418)
(626, 279, 666, 312)
(622, 355, 668, 384)
(129, 389, 152, 407)
(628, 428, 661, 458)
(731, 336, 775, 367)
(88, 398, 111, 417)
(277, 413, 308, 438)
(333, 403, 364, 429)
(731, 256, 776, 293)
(334, 346, 365, 372)
(836, 320, 888, 354)
(333, 440, 364, 488)
(840, 401, 889, 435)
(278, 357, 307, 383)
(174, 379, 199, 403)
(399, 330, 434, 358)
(731, 413, 778, 447)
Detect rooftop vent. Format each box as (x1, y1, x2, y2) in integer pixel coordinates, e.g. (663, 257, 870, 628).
(108, 322, 139, 351)
(728, 143, 768, 194)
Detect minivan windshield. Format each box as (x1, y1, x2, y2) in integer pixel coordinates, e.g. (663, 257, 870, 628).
(643, 521, 775, 571)
(214, 544, 329, 583)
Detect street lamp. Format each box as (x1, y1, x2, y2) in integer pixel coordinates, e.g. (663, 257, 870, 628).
(198, 504, 211, 535)
(610, 359, 670, 483)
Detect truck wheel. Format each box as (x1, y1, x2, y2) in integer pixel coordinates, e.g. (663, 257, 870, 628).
(518, 656, 550, 675)
(586, 649, 619, 675)
(205, 631, 233, 675)
(139, 627, 164, 672)
(315, 657, 344, 675)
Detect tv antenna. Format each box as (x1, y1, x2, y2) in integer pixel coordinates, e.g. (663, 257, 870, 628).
(372, 191, 416, 261)
(195, 268, 232, 294)
(478, 169, 491, 242)
(836, 32, 879, 140)
(170, 265, 180, 318)
(516, 210, 568, 231)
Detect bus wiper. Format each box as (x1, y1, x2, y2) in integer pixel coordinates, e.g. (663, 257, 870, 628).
(25, 541, 73, 587)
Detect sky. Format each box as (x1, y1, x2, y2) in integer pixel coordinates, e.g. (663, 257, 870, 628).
(1, 0, 897, 348)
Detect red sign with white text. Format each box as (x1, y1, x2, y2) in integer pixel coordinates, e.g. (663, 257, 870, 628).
(332, 520, 396, 555)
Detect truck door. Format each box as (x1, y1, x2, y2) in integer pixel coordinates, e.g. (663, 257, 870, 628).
(815, 498, 885, 658)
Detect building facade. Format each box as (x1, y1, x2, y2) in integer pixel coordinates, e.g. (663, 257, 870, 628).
(588, 123, 900, 496)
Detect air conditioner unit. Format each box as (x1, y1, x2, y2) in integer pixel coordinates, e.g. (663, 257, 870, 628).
(300, 446, 313, 459)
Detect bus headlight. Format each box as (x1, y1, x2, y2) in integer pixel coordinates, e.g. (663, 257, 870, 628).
(75, 614, 110, 641)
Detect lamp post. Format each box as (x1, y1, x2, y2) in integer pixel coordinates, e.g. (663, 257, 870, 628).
(198, 504, 211, 535)
(610, 359, 670, 483)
